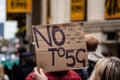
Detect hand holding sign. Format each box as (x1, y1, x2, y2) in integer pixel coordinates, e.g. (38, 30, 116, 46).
(34, 67, 48, 80)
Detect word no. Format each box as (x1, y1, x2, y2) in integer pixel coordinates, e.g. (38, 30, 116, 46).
(33, 26, 65, 48)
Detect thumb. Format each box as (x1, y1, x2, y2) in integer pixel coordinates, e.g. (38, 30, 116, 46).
(39, 68, 46, 76)
(34, 67, 39, 75)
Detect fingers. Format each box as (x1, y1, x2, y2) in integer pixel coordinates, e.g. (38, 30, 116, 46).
(39, 68, 45, 76)
(34, 67, 45, 76)
(34, 67, 39, 75)
(33, 67, 48, 80)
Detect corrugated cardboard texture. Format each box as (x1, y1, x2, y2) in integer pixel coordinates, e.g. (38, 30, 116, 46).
(32, 23, 88, 72)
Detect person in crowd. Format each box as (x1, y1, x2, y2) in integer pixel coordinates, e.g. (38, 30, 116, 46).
(74, 68, 88, 80)
(26, 34, 105, 80)
(4, 46, 27, 80)
(17, 45, 27, 65)
(89, 57, 120, 80)
(29, 56, 120, 80)
(26, 68, 82, 80)
(4, 65, 11, 80)
(74, 34, 104, 79)
(0, 64, 9, 80)
(26, 34, 102, 80)
(102, 51, 113, 57)
(85, 34, 104, 76)
(12, 52, 36, 80)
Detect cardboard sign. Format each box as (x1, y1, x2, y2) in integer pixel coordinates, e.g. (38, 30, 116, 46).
(32, 23, 88, 72)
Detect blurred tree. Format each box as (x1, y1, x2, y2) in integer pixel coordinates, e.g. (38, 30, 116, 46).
(0, 40, 10, 46)
(7, 13, 26, 28)
(16, 26, 26, 38)
(15, 26, 28, 45)
(7, 13, 27, 45)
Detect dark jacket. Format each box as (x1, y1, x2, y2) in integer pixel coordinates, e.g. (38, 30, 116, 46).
(74, 69, 88, 80)
(87, 60, 96, 76)
(13, 61, 36, 80)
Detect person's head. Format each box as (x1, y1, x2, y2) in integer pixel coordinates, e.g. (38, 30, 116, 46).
(102, 51, 113, 57)
(0, 64, 5, 80)
(17, 46, 27, 54)
(85, 35, 98, 52)
(89, 57, 120, 80)
(20, 52, 36, 65)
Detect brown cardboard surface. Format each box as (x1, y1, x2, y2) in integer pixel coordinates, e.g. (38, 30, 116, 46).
(32, 23, 88, 72)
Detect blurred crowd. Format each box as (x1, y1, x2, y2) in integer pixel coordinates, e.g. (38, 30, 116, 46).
(0, 34, 120, 80)
(0, 45, 36, 80)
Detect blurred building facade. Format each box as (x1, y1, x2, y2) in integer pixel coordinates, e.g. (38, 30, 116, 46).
(0, 23, 4, 39)
(32, 0, 120, 58)
(5, 0, 120, 57)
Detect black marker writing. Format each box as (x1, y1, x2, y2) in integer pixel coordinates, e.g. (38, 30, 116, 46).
(33, 26, 65, 48)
